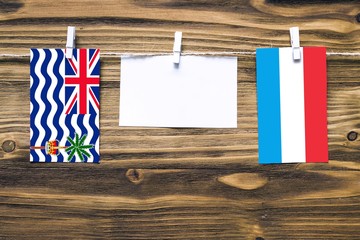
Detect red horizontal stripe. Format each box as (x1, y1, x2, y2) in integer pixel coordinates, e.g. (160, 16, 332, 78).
(304, 47, 328, 163)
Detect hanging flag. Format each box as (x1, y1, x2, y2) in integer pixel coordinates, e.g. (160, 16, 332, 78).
(256, 47, 328, 164)
(30, 48, 100, 163)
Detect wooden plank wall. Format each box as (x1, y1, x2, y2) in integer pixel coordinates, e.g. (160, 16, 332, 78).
(0, 0, 359, 239)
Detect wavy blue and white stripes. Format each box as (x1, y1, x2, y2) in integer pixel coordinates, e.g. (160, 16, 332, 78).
(30, 48, 100, 163)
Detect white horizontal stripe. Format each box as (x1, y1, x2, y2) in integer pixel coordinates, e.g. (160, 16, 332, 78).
(279, 47, 306, 163)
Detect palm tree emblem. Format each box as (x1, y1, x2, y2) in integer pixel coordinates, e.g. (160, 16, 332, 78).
(66, 133, 94, 162)
(30, 133, 94, 162)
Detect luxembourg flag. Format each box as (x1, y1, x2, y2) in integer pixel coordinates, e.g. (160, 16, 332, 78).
(256, 47, 328, 164)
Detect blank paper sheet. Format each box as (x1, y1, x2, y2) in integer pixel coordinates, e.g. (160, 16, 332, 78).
(119, 55, 237, 128)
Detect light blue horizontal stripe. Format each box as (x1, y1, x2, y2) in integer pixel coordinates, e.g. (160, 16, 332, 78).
(256, 48, 282, 164)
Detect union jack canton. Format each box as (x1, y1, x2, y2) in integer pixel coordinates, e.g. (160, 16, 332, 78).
(65, 49, 100, 115)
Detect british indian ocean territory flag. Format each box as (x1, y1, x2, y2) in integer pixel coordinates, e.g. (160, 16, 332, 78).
(256, 47, 328, 164)
(30, 49, 100, 163)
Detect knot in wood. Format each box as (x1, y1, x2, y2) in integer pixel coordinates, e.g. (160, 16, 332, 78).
(2, 140, 16, 153)
(347, 131, 358, 141)
(356, 13, 360, 23)
(255, 237, 265, 240)
(125, 169, 144, 184)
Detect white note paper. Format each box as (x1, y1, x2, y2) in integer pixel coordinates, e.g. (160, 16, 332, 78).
(119, 56, 237, 128)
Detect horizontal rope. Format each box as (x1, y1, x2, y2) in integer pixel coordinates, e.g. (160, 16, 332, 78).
(0, 51, 360, 58)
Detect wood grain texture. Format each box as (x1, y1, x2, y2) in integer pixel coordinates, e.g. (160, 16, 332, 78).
(0, 0, 360, 239)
